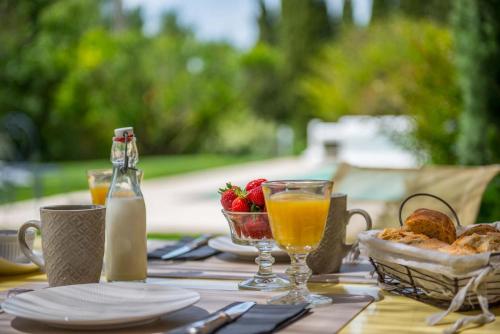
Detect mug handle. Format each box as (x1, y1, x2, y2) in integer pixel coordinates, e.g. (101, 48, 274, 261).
(18, 220, 45, 269)
(343, 209, 373, 252)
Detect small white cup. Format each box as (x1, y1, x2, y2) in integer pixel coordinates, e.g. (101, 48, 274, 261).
(0, 229, 35, 263)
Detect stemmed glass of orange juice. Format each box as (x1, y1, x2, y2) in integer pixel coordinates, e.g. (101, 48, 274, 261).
(262, 180, 333, 306)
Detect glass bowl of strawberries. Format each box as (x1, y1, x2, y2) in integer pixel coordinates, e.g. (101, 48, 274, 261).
(219, 178, 289, 291)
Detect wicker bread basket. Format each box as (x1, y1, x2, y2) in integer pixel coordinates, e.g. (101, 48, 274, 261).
(359, 193, 500, 333)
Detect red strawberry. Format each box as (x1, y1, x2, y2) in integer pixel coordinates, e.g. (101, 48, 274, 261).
(247, 186, 265, 207)
(231, 197, 250, 212)
(218, 183, 240, 210)
(244, 215, 272, 239)
(245, 178, 267, 192)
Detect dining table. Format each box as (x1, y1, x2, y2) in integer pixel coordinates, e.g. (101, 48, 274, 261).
(1, 241, 499, 334)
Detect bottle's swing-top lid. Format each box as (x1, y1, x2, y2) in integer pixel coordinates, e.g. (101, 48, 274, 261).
(114, 127, 134, 137)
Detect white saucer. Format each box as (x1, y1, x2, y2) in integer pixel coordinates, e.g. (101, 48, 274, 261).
(209, 236, 288, 260)
(2, 282, 200, 329)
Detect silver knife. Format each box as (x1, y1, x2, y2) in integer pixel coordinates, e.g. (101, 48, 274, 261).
(171, 301, 256, 334)
(161, 234, 213, 260)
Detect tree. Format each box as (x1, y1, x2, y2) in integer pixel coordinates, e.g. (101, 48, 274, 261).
(0, 0, 102, 160)
(301, 18, 461, 164)
(398, 0, 453, 23)
(371, 0, 398, 22)
(257, 0, 278, 45)
(279, 0, 334, 144)
(343, 0, 354, 25)
(453, 0, 500, 165)
(280, 0, 333, 80)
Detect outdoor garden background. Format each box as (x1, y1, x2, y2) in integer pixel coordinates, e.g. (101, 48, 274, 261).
(0, 0, 499, 227)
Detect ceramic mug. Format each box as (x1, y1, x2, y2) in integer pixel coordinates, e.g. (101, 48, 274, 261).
(18, 205, 106, 287)
(307, 193, 372, 274)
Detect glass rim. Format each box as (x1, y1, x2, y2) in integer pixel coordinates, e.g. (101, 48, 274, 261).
(221, 209, 268, 216)
(262, 179, 333, 188)
(86, 168, 113, 176)
(41, 205, 105, 212)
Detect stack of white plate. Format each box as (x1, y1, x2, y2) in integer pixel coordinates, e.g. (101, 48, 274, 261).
(1, 282, 200, 330)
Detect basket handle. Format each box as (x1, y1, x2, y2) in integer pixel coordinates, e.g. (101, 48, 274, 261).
(398, 193, 461, 227)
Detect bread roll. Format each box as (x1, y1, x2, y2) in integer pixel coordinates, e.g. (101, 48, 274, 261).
(377, 228, 447, 249)
(439, 244, 478, 256)
(378, 228, 429, 243)
(458, 224, 499, 238)
(476, 232, 500, 253)
(417, 238, 449, 250)
(446, 232, 500, 254)
(404, 208, 456, 244)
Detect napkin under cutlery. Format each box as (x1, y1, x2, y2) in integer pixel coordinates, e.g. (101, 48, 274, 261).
(168, 302, 309, 334)
(148, 237, 220, 261)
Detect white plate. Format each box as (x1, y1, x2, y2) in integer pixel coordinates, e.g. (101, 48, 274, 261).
(209, 236, 288, 260)
(1, 282, 200, 330)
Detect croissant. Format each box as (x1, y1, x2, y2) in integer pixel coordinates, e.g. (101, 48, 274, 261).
(404, 208, 456, 244)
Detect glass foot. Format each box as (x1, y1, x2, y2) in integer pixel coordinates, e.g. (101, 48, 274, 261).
(268, 291, 332, 307)
(238, 276, 289, 291)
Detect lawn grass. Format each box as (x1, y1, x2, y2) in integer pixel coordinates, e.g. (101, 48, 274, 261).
(4, 154, 264, 203)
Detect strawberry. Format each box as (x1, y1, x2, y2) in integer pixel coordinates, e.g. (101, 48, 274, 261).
(245, 178, 267, 192)
(218, 183, 240, 210)
(247, 185, 265, 207)
(231, 197, 250, 212)
(244, 215, 272, 239)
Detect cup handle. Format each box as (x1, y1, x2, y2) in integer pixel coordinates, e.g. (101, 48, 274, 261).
(18, 220, 45, 269)
(343, 209, 373, 253)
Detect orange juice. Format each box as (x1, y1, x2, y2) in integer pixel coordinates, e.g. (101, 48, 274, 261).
(89, 184, 110, 205)
(266, 191, 330, 253)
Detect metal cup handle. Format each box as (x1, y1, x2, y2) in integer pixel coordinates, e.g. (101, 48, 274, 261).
(18, 220, 45, 269)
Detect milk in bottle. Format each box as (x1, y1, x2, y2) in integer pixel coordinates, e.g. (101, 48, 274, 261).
(105, 127, 147, 281)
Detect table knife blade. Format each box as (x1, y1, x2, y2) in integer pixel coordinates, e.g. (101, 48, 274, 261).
(161, 234, 213, 260)
(167, 301, 256, 334)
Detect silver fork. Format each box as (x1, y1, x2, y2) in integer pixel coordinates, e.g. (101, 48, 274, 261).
(0, 288, 34, 314)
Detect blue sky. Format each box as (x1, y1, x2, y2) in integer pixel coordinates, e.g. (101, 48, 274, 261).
(123, 0, 372, 49)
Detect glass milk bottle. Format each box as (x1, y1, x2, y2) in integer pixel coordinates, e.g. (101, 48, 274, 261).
(105, 127, 147, 282)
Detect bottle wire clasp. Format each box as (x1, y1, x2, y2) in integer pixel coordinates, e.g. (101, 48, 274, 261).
(120, 131, 137, 173)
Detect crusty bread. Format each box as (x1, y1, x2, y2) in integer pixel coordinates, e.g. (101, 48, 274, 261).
(458, 224, 499, 239)
(378, 228, 429, 243)
(476, 232, 500, 253)
(417, 238, 449, 250)
(439, 244, 478, 256)
(446, 232, 500, 254)
(404, 208, 456, 244)
(377, 222, 500, 255)
(453, 233, 484, 249)
(377, 228, 447, 249)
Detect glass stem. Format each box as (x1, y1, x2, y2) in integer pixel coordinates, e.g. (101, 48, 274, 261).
(255, 242, 276, 280)
(286, 253, 311, 297)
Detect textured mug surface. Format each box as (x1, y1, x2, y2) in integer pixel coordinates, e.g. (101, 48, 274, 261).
(19, 205, 105, 287)
(307, 193, 372, 274)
